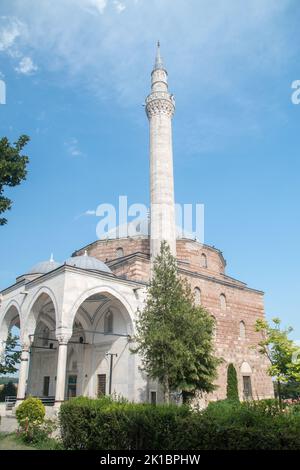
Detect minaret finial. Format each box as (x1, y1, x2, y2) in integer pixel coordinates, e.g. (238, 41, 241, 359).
(154, 40, 163, 70)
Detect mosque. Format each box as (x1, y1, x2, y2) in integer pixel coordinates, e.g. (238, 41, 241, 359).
(0, 44, 274, 408)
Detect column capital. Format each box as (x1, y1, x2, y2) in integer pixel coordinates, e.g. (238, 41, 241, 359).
(56, 328, 72, 345)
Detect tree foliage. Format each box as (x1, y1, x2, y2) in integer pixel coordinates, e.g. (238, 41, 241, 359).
(0, 331, 21, 375)
(0, 381, 17, 401)
(255, 317, 300, 404)
(0, 134, 30, 225)
(226, 363, 239, 401)
(132, 241, 220, 402)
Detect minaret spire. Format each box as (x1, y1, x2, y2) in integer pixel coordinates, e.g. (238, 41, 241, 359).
(154, 40, 164, 70)
(146, 42, 176, 265)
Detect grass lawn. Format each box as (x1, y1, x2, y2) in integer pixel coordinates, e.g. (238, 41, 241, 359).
(0, 433, 35, 450)
(0, 432, 63, 450)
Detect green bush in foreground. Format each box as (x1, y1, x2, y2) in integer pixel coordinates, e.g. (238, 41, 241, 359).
(15, 396, 50, 443)
(59, 396, 300, 450)
(16, 397, 45, 427)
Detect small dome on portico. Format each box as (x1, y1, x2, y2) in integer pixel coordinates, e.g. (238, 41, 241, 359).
(28, 255, 62, 274)
(66, 251, 112, 274)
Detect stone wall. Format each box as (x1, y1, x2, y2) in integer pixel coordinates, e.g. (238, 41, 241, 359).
(73, 236, 274, 400)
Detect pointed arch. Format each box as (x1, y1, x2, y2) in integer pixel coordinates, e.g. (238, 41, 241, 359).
(239, 320, 246, 339)
(194, 287, 201, 306)
(24, 287, 59, 338)
(104, 310, 114, 334)
(201, 253, 207, 268)
(220, 293, 227, 310)
(68, 285, 135, 336)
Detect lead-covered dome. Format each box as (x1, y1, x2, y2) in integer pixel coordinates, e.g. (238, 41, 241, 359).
(66, 253, 112, 274)
(28, 256, 62, 274)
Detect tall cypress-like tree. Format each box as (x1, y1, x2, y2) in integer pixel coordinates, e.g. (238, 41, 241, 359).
(132, 241, 220, 403)
(226, 363, 239, 401)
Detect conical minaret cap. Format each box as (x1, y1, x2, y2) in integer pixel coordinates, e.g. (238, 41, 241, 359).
(154, 40, 164, 70)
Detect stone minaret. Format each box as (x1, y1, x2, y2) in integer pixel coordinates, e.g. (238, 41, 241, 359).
(146, 42, 176, 263)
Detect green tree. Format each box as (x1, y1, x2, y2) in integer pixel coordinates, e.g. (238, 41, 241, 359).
(0, 135, 30, 225)
(0, 331, 21, 375)
(132, 241, 220, 403)
(0, 381, 17, 401)
(255, 317, 300, 406)
(226, 363, 239, 401)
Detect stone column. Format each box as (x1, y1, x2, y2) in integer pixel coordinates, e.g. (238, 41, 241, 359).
(54, 333, 71, 406)
(16, 341, 31, 404)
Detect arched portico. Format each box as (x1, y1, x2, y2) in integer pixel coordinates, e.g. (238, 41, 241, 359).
(21, 291, 58, 403)
(0, 301, 21, 347)
(0, 303, 23, 402)
(53, 288, 135, 404)
(0, 303, 21, 374)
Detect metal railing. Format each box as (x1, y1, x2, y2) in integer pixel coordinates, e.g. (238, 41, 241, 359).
(4, 395, 55, 409)
(4, 396, 16, 410)
(39, 396, 55, 406)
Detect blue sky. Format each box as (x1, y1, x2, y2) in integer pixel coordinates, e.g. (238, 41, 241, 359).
(0, 0, 300, 338)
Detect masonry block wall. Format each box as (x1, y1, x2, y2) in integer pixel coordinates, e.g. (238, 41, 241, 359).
(74, 236, 274, 401)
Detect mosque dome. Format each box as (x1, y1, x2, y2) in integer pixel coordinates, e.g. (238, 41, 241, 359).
(65, 252, 112, 274)
(28, 256, 62, 274)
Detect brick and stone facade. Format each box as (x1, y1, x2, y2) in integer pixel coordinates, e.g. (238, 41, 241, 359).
(74, 235, 274, 402)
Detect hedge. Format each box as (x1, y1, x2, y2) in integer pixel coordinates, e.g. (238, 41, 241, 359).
(59, 397, 300, 450)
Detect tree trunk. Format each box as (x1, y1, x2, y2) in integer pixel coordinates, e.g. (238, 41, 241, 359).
(277, 380, 282, 409)
(163, 376, 170, 404)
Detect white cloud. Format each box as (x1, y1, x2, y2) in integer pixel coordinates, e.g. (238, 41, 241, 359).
(65, 138, 85, 157)
(113, 1, 126, 13)
(15, 56, 38, 75)
(0, 16, 38, 75)
(80, 0, 107, 15)
(1, 0, 297, 151)
(0, 16, 24, 52)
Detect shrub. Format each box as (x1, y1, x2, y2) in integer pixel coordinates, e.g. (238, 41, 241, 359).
(59, 396, 300, 450)
(226, 364, 239, 401)
(60, 396, 191, 450)
(16, 396, 46, 442)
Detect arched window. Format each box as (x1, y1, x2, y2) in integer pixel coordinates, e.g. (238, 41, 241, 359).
(220, 293, 227, 310)
(104, 310, 113, 334)
(201, 253, 207, 268)
(42, 326, 50, 346)
(116, 247, 124, 258)
(239, 321, 246, 339)
(194, 287, 201, 305)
